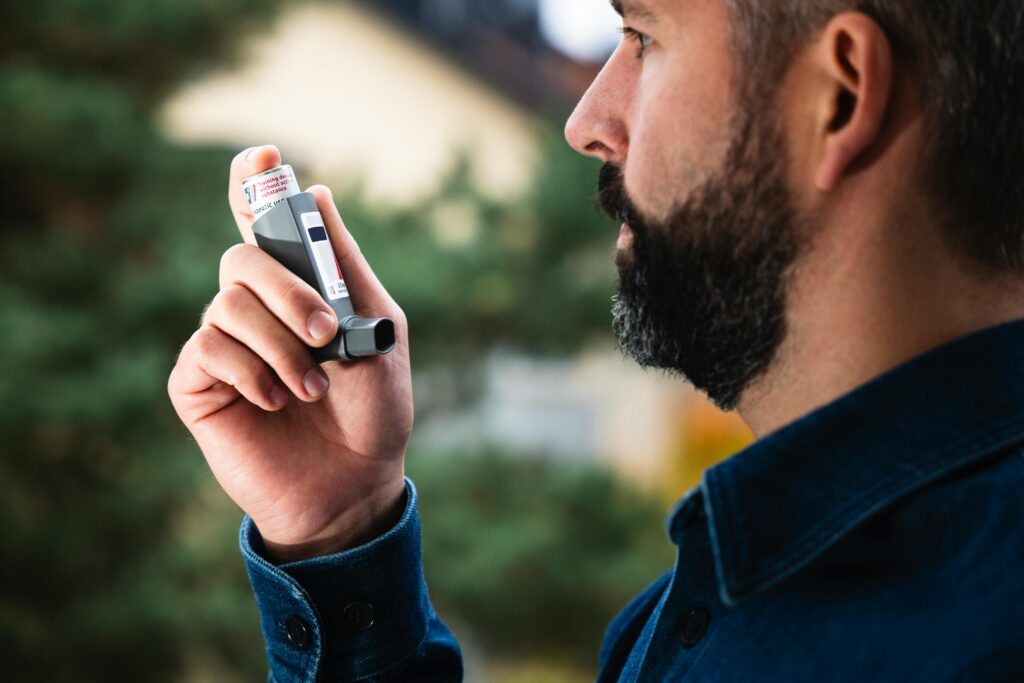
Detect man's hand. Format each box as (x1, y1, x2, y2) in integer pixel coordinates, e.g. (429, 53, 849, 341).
(168, 145, 412, 563)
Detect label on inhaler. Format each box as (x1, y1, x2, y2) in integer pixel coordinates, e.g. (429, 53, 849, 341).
(301, 212, 349, 301)
(243, 165, 301, 220)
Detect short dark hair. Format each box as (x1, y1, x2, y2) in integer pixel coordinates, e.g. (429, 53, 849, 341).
(726, 1, 1024, 275)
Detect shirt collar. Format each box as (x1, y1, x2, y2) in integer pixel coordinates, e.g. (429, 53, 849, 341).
(670, 318, 1024, 607)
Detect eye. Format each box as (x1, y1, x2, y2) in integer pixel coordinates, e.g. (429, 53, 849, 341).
(619, 26, 653, 59)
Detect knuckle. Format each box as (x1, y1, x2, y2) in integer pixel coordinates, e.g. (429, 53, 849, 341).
(277, 277, 311, 311)
(217, 283, 256, 319)
(172, 336, 190, 368)
(191, 326, 222, 360)
(343, 240, 363, 262)
(279, 281, 327, 333)
(220, 242, 256, 278)
(198, 301, 213, 327)
(230, 148, 251, 174)
(166, 364, 180, 399)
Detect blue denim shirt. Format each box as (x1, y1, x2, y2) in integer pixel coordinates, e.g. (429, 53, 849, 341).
(241, 319, 1024, 682)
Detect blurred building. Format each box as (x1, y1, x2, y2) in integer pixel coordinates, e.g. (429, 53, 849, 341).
(162, 0, 602, 205)
(415, 350, 753, 497)
(359, 0, 609, 112)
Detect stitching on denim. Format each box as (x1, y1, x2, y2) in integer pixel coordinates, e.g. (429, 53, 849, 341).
(723, 415, 1024, 597)
(703, 485, 736, 608)
(739, 420, 1024, 589)
(666, 483, 704, 540)
(341, 610, 435, 682)
(305, 584, 326, 683)
(747, 423, 1024, 593)
(745, 419, 1024, 582)
(603, 571, 676, 681)
(240, 520, 325, 683)
(630, 577, 675, 680)
(705, 464, 744, 602)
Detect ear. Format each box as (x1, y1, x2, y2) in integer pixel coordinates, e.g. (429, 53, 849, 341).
(811, 13, 894, 191)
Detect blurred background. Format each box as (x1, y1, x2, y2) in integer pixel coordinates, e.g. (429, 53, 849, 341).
(0, 0, 754, 680)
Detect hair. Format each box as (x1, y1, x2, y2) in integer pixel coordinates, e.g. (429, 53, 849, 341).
(725, 1, 1024, 275)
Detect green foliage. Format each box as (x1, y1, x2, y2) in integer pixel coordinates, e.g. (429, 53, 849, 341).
(0, 0, 285, 679)
(411, 452, 674, 667)
(0, 139, 268, 681)
(0, 65, 147, 202)
(0, 0, 280, 105)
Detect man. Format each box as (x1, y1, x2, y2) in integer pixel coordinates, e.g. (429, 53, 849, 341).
(168, 0, 1024, 680)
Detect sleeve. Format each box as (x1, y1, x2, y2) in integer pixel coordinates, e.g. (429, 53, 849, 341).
(240, 478, 463, 682)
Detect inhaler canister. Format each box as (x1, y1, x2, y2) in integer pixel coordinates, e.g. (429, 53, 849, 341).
(242, 165, 302, 220)
(242, 164, 396, 362)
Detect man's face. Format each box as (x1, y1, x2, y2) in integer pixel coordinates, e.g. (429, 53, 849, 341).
(566, 0, 808, 411)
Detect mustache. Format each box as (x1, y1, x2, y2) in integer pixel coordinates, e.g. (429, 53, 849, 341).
(597, 163, 641, 227)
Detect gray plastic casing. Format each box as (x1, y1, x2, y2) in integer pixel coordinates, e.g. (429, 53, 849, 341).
(251, 192, 396, 362)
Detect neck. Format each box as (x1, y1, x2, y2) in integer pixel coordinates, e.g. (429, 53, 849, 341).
(736, 207, 1024, 440)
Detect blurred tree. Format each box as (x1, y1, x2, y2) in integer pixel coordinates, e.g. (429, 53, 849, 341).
(0, 1, 285, 680)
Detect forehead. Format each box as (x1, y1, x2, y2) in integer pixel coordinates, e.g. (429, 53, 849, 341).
(611, 0, 715, 29)
(610, 0, 661, 22)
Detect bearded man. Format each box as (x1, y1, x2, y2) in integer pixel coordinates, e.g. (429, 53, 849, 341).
(168, 1, 1024, 680)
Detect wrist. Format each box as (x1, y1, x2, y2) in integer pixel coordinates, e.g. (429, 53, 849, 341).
(262, 477, 408, 564)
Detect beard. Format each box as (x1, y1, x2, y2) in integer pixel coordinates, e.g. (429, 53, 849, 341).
(600, 111, 806, 412)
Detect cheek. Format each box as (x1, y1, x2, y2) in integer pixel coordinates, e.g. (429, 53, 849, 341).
(626, 58, 734, 220)
(626, 131, 679, 219)
(626, 86, 717, 219)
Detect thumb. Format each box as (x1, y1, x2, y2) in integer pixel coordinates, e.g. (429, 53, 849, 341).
(306, 185, 399, 319)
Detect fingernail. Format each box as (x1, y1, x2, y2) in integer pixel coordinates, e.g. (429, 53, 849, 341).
(304, 367, 330, 398)
(308, 310, 336, 340)
(244, 147, 258, 162)
(270, 385, 289, 408)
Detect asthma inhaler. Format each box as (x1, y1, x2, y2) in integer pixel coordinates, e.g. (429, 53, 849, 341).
(242, 164, 396, 362)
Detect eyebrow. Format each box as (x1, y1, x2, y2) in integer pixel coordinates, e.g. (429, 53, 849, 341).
(609, 0, 659, 23)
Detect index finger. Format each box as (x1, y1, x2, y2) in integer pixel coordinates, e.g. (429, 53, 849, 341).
(228, 145, 282, 245)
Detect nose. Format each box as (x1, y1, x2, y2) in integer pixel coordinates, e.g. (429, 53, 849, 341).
(564, 44, 634, 164)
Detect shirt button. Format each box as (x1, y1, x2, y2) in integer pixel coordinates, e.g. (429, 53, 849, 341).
(344, 601, 376, 632)
(679, 607, 711, 647)
(284, 615, 312, 649)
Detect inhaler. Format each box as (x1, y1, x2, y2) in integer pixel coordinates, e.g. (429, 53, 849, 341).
(242, 165, 395, 362)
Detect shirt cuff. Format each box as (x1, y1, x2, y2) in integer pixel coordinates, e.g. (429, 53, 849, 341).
(240, 478, 431, 682)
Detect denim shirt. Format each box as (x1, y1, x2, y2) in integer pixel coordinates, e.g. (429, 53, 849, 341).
(241, 319, 1024, 682)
